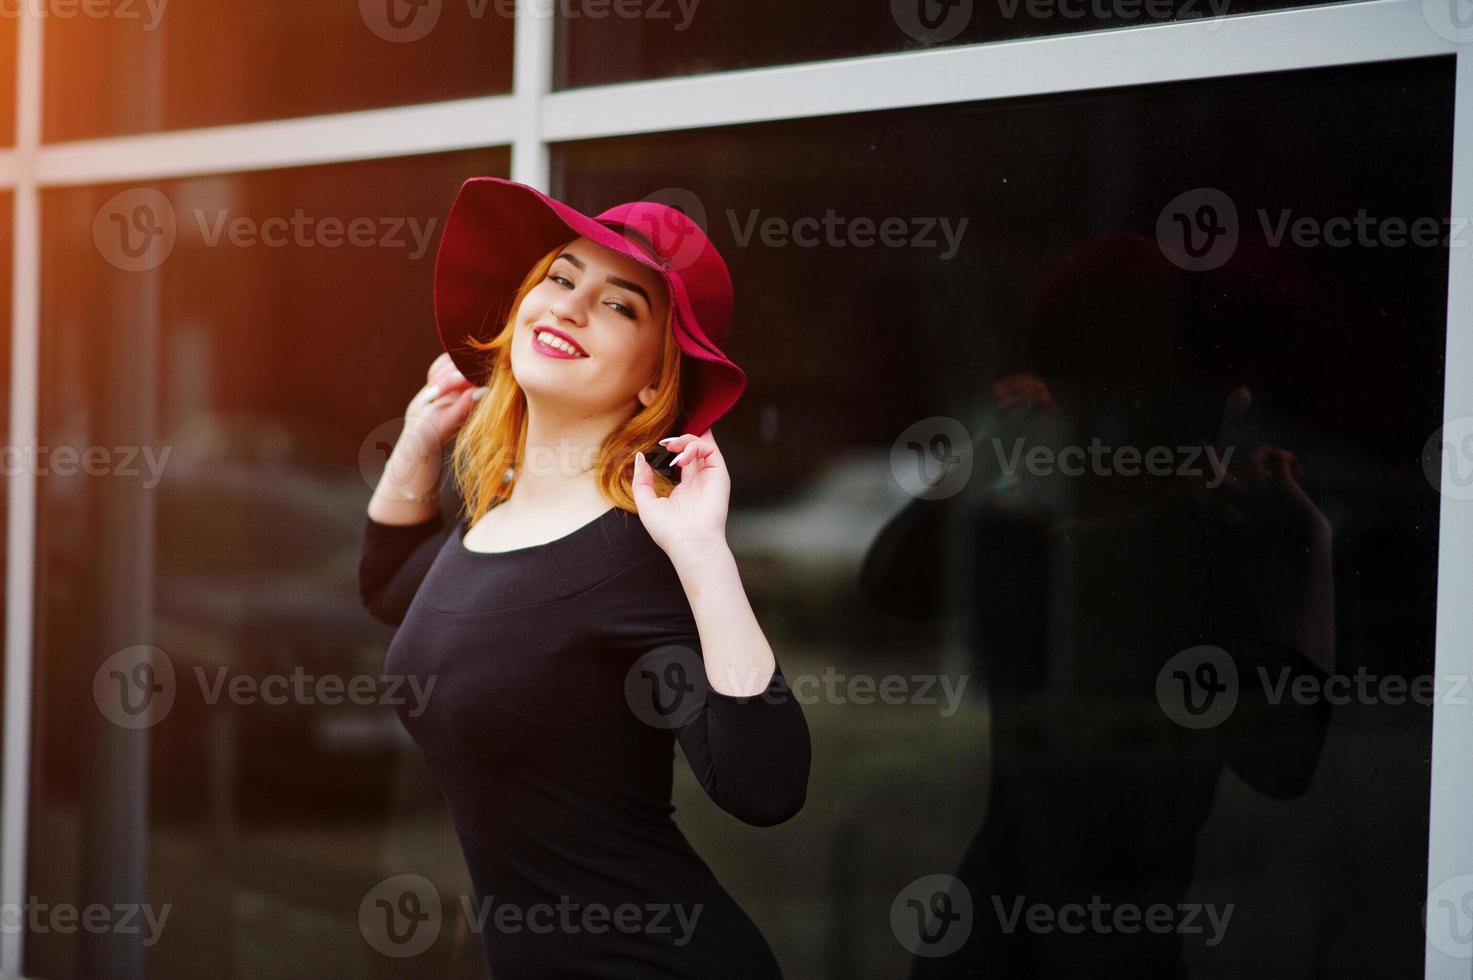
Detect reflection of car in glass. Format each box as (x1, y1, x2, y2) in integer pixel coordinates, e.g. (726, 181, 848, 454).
(726, 452, 912, 645)
(154, 414, 415, 822)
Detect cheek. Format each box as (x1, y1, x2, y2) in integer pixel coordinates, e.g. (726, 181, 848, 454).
(516, 286, 551, 321)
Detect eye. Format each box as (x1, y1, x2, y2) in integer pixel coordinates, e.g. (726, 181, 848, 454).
(607, 299, 636, 319)
(547, 272, 573, 288)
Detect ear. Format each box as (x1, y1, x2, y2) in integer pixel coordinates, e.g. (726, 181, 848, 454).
(637, 383, 658, 409)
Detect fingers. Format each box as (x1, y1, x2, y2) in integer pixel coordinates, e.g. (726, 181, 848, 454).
(630, 451, 658, 508)
(428, 351, 472, 392)
(657, 428, 720, 470)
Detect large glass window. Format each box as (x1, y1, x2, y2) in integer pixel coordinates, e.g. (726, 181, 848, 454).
(43, 2, 514, 142)
(554, 0, 1374, 89)
(30, 148, 507, 978)
(554, 53, 1455, 977)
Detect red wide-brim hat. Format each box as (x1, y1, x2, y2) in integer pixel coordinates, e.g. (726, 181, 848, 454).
(432, 177, 747, 438)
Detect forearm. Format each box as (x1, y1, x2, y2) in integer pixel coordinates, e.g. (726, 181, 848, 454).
(368, 423, 444, 526)
(667, 541, 777, 697)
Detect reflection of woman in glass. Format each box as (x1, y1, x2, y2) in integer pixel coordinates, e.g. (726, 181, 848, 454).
(867, 233, 1335, 979)
(358, 178, 810, 978)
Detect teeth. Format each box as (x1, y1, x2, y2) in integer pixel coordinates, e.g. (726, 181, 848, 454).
(536, 330, 584, 356)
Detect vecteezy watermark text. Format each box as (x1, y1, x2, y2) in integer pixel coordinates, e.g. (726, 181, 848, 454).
(623, 647, 972, 729)
(992, 895, 1234, 946)
(358, 874, 703, 958)
(1157, 187, 1470, 272)
(1156, 644, 1473, 730)
(0, 0, 166, 29)
(462, 895, 702, 944)
(0, 898, 170, 945)
(360, 0, 700, 43)
(991, 437, 1234, 487)
(92, 187, 439, 272)
(93, 646, 437, 729)
(0, 441, 170, 486)
(725, 209, 970, 260)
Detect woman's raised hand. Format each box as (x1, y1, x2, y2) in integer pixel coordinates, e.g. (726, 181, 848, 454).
(631, 427, 731, 556)
(405, 351, 483, 448)
(369, 353, 485, 522)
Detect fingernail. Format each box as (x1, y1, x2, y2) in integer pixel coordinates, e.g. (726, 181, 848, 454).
(658, 437, 675, 444)
(471, 386, 488, 401)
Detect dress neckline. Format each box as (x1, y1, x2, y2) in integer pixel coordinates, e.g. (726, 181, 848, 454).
(457, 505, 619, 557)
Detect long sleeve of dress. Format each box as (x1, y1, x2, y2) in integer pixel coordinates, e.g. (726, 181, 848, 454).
(677, 659, 811, 827)
(358, 512, 453, 626)
(600, 546, 813, 828)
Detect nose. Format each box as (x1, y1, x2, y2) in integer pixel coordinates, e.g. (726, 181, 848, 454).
(548, 289, 589, 326)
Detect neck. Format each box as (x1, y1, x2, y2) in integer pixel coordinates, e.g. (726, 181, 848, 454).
(508, 401, 625, 510)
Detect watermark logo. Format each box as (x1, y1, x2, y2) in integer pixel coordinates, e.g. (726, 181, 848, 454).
(1423, 417, 1473, 501)
(994, 0, 1229, 27)
(93, 188, 177, 273)
(1159, 187, 1467, 272)
(991, 436, 1233, 486)
(463, 895, 703, 942)
(360, 873, 442, 957)
(1421, 0, 1473, 44)
(0, 441, 170, 485)
(1159, 645, 1472, 729)
(620, 186, 710, 274)
(0, 0, 168, 29)
(624, 644, 709, 729)
(0, 898, 170, 944)
(1260, 209, 1467, 249)
(361, 0, 698, 41)
(93, 646, 176, 730)
(891, 0, 974, 42)
(359, 414, 445, 499)
(1155, 645, 1238, 729)
(788, 668, 969, 717)
(1156, 187, 1239, 272)
(360, 0, 441, 41)
(890, 416, 974, 500)
(94, 190, 438, 272)
(892, 874, 974, 957)
(93, 646, 437, 729)
(992, 895, 1233, 945)
(1426, 874, 1473, 958)
(726, 209, 969, 260)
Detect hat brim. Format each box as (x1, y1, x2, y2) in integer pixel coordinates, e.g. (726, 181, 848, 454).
(433, 177, 746, 435)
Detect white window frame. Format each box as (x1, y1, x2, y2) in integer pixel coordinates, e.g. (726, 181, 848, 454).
(2, 1, 1469, 975)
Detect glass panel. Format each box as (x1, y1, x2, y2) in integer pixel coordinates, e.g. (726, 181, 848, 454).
(554, 0, 1370, 89)
(43, 1, 513, 143)
(30, 148, 507, 978)
(555, 54, 1455, 978)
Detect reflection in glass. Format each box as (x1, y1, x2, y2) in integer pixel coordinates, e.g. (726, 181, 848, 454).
(554, 0, 1369, 89)
(44, 3, 513, 142)
(557, 54, 1453, 978)
(30, 148, 508, 979)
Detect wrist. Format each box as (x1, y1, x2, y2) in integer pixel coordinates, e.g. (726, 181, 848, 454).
(666, 536, 733, 569)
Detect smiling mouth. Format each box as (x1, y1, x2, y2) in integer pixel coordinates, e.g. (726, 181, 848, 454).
(532, 327, 588, 358)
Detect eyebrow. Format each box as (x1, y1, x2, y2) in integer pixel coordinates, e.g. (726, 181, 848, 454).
(554, 252, 653, 309)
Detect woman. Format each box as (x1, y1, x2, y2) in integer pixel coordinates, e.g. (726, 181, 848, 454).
(358, 177, 811, 978)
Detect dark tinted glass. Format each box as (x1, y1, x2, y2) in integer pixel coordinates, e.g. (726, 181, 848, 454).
(29, 148, 507, 978)
(44, 1, 513, 142)
(555, 0, 1368, 88)
(555, 54, 1454, 978)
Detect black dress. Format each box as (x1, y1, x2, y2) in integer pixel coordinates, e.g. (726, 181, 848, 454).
(358, 501, 811, 979)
